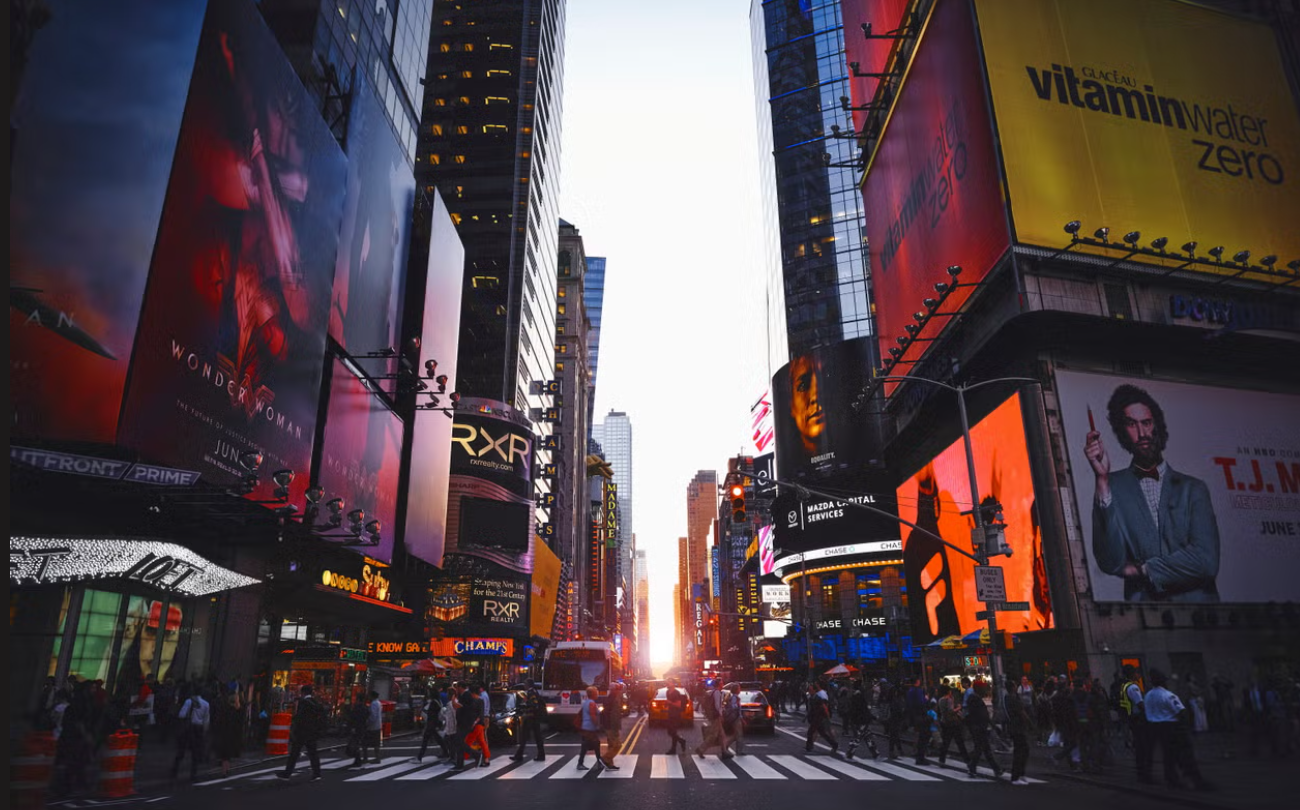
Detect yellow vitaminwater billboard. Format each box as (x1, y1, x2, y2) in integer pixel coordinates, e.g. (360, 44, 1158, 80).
(975, 0, 1300, 274)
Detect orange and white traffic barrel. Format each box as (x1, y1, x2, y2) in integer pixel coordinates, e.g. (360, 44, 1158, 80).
(266, 712, 292, 756)
(99, 729, 138, 798)
(10, 731, 55, 810)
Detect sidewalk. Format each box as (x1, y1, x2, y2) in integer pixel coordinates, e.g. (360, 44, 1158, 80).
(816, 712, 1290, 810)
(1026, 729, 1290, 810)
(53, 728, 425, 797)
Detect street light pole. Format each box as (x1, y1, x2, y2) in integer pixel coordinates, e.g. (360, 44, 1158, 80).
(956, 384, 1004, 715)
(803, 553, 814, 682)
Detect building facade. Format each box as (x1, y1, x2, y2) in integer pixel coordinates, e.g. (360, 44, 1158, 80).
(750, 0, 873, 363)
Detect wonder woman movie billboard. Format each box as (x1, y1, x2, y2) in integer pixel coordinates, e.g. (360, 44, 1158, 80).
(895, 393, 1054, 643)
(317, 360, 403, 564)
(9, 0, 207, 444)
(1055, 371, 1300, 603)
(329, 74, 415, 366)
(118, 0, 347, 505)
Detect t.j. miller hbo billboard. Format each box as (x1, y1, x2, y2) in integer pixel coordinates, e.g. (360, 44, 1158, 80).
(1055, 371, 1300, 604)
(975, 0, 1300, 274)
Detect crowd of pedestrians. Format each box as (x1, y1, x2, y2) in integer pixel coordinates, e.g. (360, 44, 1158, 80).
(31, 673, 256, 793)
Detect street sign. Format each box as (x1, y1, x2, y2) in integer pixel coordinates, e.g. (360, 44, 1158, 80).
(997, 601, 1030, 612)
(975, 610, 991, 620)
(974, 565, 1007, 603)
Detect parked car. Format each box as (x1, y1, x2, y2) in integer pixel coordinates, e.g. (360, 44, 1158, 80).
(737, 690, 776, 734)
(648, 687, 694, 727)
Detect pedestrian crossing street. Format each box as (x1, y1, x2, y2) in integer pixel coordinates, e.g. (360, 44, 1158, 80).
(197, 751, 1048, 786)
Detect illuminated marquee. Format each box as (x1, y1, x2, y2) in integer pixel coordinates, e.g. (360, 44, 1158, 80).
(430, 637, 514, 657)
(773, 540, 903, 571)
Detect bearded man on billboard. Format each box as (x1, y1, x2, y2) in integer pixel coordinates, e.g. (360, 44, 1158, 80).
(1084, 384, 1221, 601)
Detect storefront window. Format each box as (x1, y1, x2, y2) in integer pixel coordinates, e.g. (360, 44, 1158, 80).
(117, 597, 184, 691)
(48, 589, 125, 686)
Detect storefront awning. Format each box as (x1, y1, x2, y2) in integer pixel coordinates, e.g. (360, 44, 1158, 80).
(9, 535, 260, 596)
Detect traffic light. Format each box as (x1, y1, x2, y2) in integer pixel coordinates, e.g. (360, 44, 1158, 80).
(729, 483, 746, 522)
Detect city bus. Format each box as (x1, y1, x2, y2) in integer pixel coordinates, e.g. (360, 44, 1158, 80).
(539, 640, 622, 727)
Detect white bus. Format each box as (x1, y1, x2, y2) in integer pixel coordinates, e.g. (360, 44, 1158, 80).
(539, 640, 622, 727)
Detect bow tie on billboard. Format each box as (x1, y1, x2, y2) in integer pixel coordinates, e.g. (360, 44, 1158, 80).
(1133, 465, 1161, 481)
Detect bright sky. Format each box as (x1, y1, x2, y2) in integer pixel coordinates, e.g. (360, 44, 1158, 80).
(559, 1, 770, 677)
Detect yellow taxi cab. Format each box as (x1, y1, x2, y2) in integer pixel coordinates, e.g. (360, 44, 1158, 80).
(648, 686, 694, 727)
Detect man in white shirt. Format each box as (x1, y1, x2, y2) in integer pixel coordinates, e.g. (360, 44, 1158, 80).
(171, 690, 211, 781)
(1145, 669, 1214, 792)
(360, 690, 384, 764)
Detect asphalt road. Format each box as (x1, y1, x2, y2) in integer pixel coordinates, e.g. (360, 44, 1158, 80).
(59, 715, 1183, 810)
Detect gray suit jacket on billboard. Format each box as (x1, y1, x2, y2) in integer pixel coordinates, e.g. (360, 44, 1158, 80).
(1092, 465, 1221, 602)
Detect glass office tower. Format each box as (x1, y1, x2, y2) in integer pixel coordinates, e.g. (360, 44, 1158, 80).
(751, 0, 873, 362)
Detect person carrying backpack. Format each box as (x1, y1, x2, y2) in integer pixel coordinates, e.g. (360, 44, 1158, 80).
(694, 682, 733, 759)
(277, 686, 326, 781)
(510, 682, 547, 762)
(936, 684, 969, 766)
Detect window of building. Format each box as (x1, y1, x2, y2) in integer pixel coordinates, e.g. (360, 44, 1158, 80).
(483, 124, 508, 133)
(486, 96, 510, 104)
(557, 287, 567, 298)
(449, 212, 462, 225)
(429, 124, 443, 136)
(454, 155, 466, 164)
(427, 153, 440, 165)
(440, 43, 451, 53)
(462, 43, 473, 52)
(456, 125, 469, 135)
(434, 98, 447, 107)
(557, 303, 566, 315)
(556, 362, 565, 372)
(458, 96, 470, 106)
(460, 70, 473, 79)
(487, 69, 513, 77)
(821, 581, 838, 613)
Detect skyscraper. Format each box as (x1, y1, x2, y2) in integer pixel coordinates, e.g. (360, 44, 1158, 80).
(413, 0, 567, 416)
(750, 1, 872, 364)
(686, 469, 717, 626)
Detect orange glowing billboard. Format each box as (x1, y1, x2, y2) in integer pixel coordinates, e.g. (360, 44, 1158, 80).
(895, 393, 1053, 643)
(975, 0, 1300, 275)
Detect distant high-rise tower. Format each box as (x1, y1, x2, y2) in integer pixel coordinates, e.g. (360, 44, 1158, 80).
(686, 470, 717, 638)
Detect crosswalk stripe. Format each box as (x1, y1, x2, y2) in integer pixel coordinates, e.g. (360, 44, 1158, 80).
(499, 757, 562, 780)
(549, 756, 594, 779)
(690, 755, 737, 779)
(730, 755, 785, 779)
(844, 759, 943, 781)
(650, 755, 684, 779)
(810, 756, 890, 780)
(596, 755, 637, 779)
(344, 761, 429, 781)
(396, 763, 454, 780)
(448, 758, 514, 780)
(194, 765, 293, 786)
(767, 755, 836, 780)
